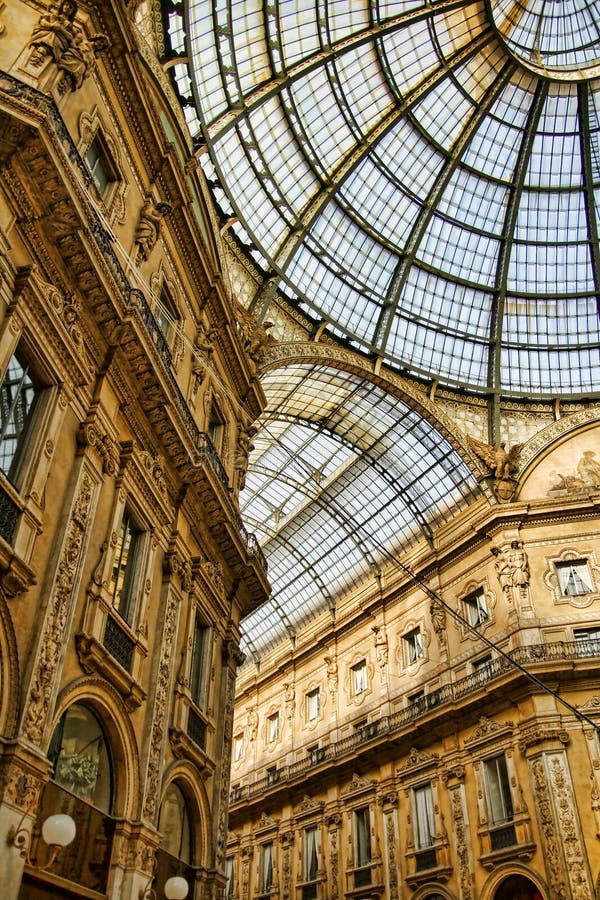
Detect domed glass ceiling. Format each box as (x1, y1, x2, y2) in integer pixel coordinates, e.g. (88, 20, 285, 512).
(170, 0, 600, 398)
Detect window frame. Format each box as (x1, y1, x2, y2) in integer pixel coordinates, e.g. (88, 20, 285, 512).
(353, 805, 372, 868)
(108, 507, 145, 627)
(305, 687, 321, 721)
(555, 558, 593, 597)
(351, 659, 368, 696)
(463, 588, 489, 627)
(483, 753, 514, 826)
(85, 132, 119, 201)
(189, 612, 211, 711)
(413, 783, 435, 849)
(267, 711, 280, 743)
(403, 627, 424, 665)
(260, 841, 274, 893)
(0, 348, 44, 489)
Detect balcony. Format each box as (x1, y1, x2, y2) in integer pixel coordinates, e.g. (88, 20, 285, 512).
(230, 639, 599, 805)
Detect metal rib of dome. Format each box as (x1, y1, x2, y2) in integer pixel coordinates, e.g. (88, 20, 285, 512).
(170, 0, 600, 398)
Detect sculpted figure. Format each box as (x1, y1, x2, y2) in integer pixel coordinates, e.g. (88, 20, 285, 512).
(29, 0, 108, 90)
(135, 198, 172, 262)
(467, 436, 523, 501)
(234, 426, 256, 492)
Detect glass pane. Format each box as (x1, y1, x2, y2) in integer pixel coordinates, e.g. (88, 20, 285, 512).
(158, 783, 192, 863)
(49, 704, 112, 813)
(0, 352, 39, 483)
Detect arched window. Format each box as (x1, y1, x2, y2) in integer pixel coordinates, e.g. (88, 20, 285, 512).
(48, 704, 112, 813)
(158, 782, 192, 864)
(494, 876, 543, 900)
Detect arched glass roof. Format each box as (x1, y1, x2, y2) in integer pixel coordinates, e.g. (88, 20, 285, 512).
(162, 1, 600, 661)
(238, 364, 481, 660)
(173, 0, 600, 398)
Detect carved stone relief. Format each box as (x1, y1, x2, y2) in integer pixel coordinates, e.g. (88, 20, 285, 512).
(142, 588, 178, 820)
(449, 784, 472, 900)
(21, 470, 97, 744)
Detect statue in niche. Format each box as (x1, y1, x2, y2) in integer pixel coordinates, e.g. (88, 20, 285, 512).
(467, 436, 523, 502)
(29, 0, 109, 91)
(246, 706, 258, 742)
(234, 426, 256, 492)
(492, 540, 530, 594)
(430, 600, 447, 646)
(372, 625, 388, 668)
(324, 655, 338, 694)
(283, 682, 295, 718)
(134, 197, 172, 262)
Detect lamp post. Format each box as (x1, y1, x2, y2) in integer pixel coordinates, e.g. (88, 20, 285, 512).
(164, 876, 189, 899)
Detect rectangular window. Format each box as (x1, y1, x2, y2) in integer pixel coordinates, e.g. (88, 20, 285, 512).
(267, 712, 280, 742)
(403, 628, 424, 664)
(556, 559, 592, 596)
(574, 627, 600, 649)
(354, 806, 371, 867)
(473, 654, 493, 677)
(157, 287, 177, 343)
(304, 825, 320, 883)
(233, 733, 244, 761)
(484, 754, 514, 824)
(413, 784, 435, 848)
(464, 588, 489, 626)
(0, 350, 41, 486)
(190, 614, 210, 709)
(225, 857, 235, 900)
(261, 842, 273, 893)
(85, 135, 115, 198)
(306, 688, 320, 721)
(351, 660, 367, 695)
(109, 509, 143, 626)
(208, 403, 225, 453)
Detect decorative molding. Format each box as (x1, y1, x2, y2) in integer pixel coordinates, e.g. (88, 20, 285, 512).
(75, 631, 146, 710)
(397, 747, 440, 776)
(142, 588, 179, 820)
(341, 772, 377, 797)
(21, 471, 96, 744)
(464, 716, 513, 748)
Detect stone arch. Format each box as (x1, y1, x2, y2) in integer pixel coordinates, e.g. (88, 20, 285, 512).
(0, 587, 20, 738)
(516, 411, 600, 498)
(48, 676, 140, 820)
(481, 864, 548, 900)
(412, 884, 458, 900)
(158, 759, 212, 869)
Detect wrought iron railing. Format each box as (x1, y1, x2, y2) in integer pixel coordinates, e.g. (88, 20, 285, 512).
(489, 823, 517, 851)
(104, 615, 135, 672)
(230, 640, 600, 804)
(0, 73, 265, 576)
(187, 706, 207, 750)
(0, 483, 20, 544)
(415, 847, 437, 871)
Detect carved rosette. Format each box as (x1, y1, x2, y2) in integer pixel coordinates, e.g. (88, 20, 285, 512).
(142, 589, 178, 820)
(22, 473, 94, 744)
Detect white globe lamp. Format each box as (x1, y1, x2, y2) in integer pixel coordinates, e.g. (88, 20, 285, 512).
(164, 876, 189, 899)
(41, 813, 76, 848)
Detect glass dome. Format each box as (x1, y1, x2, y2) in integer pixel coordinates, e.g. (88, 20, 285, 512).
(172, 0, 600, 399)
